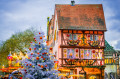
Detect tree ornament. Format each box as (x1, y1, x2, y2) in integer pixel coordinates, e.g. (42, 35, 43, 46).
(37, 53, 40, 55)
(34, 38, 36, 39)
(43, 58, 45, 60)
(31, 53, 33, 55)
(41, 56, 43, 58)
(44, 36, 45, 37)
(36, 57, 39, 60)
(41, 65, 44, 68)
(28, 57, 30, 59)
(40, 37, 42, 39)
(26, 64, 28, 66)
(31, 42, 33, 43)
(29, 48, 31, 51)
(45, 65, 47, 67)
(38, 64, 40, 66)
(29, 64, 32, 66)
(39, 32, 41, 34)
(34, 48, 36, 50)
(42, 53, 44, 55)
(39, 42, 41, 44)
(50, 47, 53, 50)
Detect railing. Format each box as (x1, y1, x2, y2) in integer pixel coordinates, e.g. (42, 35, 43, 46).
(59, 58, 104, 67)
(62, 40, 104, 47)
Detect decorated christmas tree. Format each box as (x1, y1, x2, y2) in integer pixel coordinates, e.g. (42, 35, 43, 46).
(9, 31, 59, 79)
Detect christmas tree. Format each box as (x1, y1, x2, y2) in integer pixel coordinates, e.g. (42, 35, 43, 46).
(9, 31, 59, 79)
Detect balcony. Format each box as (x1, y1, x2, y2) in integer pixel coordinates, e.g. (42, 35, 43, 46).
(61, 40, 105, 49)
(59, 58, 105, 67)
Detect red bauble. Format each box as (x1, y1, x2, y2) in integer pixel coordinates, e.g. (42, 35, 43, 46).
(40, 37, 42, 39)
(29, 64, 32, 66)
(34, 48, 36, 50)
(92, 50, 95, 53)
(45, 65, 47, 67)
(38, 64, 40, 66)
(28, 57, 30, 59)
(26, 64, 28, 66)
(37, 53, 40, 55)
(36, 57, 39, 60)
(39, 32, 41, 34)
(39, 42, 41, 44)
(34, 38, 36, 39)
(54, 61, 56, 63)
(41, 65, 44, 68)
(43, 36, 45, 37)
(45, 52, 47, 54)
(42, 53, 44, 55)
(25, 62, 27, 63)
(29, 48, 31, 50)
(41, 56, 43, 58)
(31, 53, 33, 55)
(43, 58, 45, 60)
(76, 49, 78, 52)
(50, 47, 52, 50)
(35, 40, 37, 41)
(31, 42, 33, 43)
(46, 41, 47, 43)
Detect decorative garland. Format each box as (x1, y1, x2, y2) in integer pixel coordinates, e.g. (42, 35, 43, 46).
(88, 40, 100, 47)
(67, 40, 79, 46)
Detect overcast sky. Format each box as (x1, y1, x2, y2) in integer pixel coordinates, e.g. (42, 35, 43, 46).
(0, 0, 120, 49)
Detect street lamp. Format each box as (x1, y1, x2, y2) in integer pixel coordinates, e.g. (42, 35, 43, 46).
(7, 51, 13, 67)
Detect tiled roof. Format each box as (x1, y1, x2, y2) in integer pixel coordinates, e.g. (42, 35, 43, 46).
(104, 40, 116, 52)
(55, 4, 107, 31)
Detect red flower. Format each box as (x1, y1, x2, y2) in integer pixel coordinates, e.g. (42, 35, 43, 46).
(92, 50, 95, 53)
(76, 49, 78, 52)
(67, 34, 70, 37)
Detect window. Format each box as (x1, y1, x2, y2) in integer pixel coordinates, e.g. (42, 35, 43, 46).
(90, 35, 93, 41)
(67, 49, 75, 58)
(73, 34, 77, 40)
(94, 35, 98, 41)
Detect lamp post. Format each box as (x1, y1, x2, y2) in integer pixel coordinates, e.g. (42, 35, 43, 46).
(7, 51, 13, 74)
(7, 51, 13, 67)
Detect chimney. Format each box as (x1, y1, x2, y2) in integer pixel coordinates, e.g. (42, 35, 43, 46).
(71, 0, 75, 6)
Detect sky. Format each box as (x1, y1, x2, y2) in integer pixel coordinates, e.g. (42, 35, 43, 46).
(0, 0, 120, 49)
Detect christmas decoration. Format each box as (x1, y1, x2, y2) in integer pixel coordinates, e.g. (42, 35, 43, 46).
(9, 31, 59, 79)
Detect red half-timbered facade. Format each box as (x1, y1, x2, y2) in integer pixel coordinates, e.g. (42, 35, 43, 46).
(47, 3, 107, 79)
